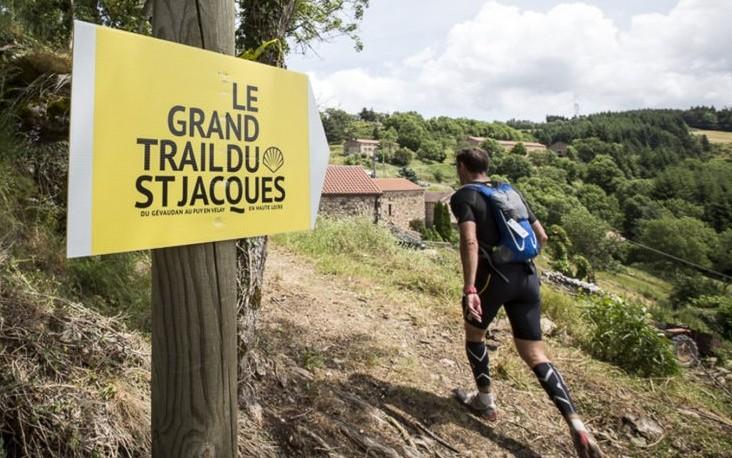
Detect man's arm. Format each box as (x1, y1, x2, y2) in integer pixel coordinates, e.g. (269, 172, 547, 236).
(458, 221, 480, 289)
(532, 220, 548, 248)
(458, 221, 483, 321)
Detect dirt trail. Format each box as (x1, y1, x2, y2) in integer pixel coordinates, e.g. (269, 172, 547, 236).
(250, 247, 732, 457)
(251, 247, 604, 457)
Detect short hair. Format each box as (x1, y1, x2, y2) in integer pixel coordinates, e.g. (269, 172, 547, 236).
(455, 147, 490, 173)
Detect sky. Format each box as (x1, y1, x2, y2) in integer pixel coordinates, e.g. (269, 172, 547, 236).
(287, 0, 732, 122)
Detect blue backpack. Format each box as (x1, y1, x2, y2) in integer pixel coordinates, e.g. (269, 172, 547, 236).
(464, 182, 539, 264)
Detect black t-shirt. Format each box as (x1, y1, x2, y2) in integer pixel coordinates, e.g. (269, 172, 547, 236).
(449, 181, 537, 251)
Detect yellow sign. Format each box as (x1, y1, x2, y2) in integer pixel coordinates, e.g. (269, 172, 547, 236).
(67, 21, 329, 257)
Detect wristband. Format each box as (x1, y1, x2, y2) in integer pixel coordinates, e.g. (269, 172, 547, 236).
(463, 286, 477, 295)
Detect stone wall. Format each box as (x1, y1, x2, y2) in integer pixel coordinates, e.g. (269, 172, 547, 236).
(378, 190, 425, 231)
(319, 195, 378, 222)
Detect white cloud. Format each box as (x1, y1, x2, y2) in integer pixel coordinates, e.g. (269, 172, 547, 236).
(308, 0, 732, 121)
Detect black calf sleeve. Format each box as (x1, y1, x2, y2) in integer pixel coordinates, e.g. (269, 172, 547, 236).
(533, 362, 577, 418)
(466, 341, 491, 388)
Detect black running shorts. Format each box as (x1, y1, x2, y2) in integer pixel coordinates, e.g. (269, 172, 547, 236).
(462, 262, 542, 341)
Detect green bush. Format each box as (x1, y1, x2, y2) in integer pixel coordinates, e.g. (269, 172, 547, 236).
(409, 219, 426, 235)
(668, 273, 724, 308)
(572, 255, 594, 282)
(391, 147, 413, 166)
(583, 295, 679, 377)
(398, 167, 419, 183)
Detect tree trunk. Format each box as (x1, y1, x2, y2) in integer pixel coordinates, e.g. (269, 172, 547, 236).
(151, 1, 238, 456)
(235, 0, 296, 407)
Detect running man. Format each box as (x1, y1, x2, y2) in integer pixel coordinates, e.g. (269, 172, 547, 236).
(449, 147, 603, 458)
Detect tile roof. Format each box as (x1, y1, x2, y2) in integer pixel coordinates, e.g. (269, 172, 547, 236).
(374, 178, 424, 193)
(322, 165, 382, 195)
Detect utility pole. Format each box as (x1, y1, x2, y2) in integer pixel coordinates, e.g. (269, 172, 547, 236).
(150, 2, 237, 457)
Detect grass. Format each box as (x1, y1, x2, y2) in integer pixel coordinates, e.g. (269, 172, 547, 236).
(691, 128, 732, 144)
(272, 217, 462, 308)
(596, 265, 672, 304)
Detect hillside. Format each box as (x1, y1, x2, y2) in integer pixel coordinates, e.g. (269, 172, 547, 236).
(5, 216, 731, 456)
(252, 222, 732, 457)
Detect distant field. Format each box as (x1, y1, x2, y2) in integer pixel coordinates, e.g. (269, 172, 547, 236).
(691, 129, 732, 144)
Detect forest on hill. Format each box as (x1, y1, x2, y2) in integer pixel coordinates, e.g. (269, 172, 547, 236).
(326, 106, 732, 354)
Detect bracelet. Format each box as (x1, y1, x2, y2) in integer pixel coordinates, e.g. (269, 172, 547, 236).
(463, 286, 477, 295)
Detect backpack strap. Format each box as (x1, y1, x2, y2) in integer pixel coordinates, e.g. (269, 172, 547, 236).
(461, 183, 510, 283)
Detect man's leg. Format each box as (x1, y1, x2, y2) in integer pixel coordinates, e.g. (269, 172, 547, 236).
(465, 321, 491, 391)
(461, 321, 497, 419)
(514, 339, 603, 458)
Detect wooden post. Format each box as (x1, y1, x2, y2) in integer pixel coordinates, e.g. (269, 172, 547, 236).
(151, 1, 237, 457)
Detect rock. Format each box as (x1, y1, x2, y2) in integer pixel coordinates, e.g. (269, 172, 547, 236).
(247, 403, 264, 426)
(717, 367, 730, 375)
(623, 415, 664, 441)
(630, 436, 647, 447)
(540, 317, 557, 337)
(440, 358, 456, 368)
(704, 357, 718, 367)
(726, 374, 732, 383)
(291, 366, 314, 381)
(677, 408, 700, 419)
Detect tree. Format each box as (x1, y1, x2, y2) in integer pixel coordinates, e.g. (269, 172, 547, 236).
(546, 225, 573, 276)
(494, 155, 533, 182)
(383, 112, 428, 151)
(622, 194, 661, 237)
(434, 203, 454, 242)
(510, 142, 527, 156)
(321, 108, 354, 144)
(712, 228, 732, 275)
(1, 0, 151, 48)
(585, 154, 624, 193)
(638, 217, 720, 270)
(391, 147, 413, 166)
(417, 138, 446, 162)
(359, 107, 378, 122)
(380, 127, 398, 154)
(236, 0, 368, 58)
(562, 207, 618, 270)
(576, 184, 622, 228)
(480, 138, 503, 157)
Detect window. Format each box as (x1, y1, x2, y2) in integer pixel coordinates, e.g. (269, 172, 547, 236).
(388, 204, 392, 216)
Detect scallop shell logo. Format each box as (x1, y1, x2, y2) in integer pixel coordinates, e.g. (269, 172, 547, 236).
(263, 147, 284, 173)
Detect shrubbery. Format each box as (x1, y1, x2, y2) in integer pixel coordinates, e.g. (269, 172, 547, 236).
(583, 296, 679, 377)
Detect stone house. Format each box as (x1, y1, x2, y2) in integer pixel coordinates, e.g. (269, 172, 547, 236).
(549, 141, 570, 156)
(424, 191, 456, 227)
(319, 165, 381, 222)
(344, 138, 380, 157)
(374, 178, 425, 231)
